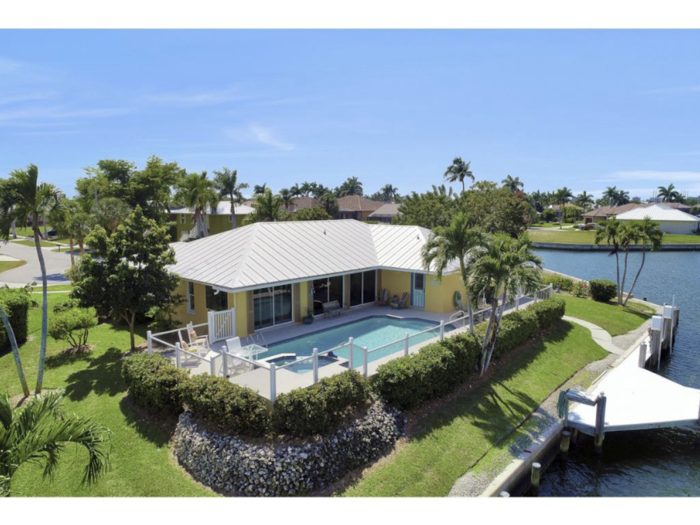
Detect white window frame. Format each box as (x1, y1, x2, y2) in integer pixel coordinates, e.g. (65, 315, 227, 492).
(187, 281, 195, 313)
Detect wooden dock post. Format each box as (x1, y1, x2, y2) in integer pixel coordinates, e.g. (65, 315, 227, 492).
(560, 430, 571, 461)
(530, 462, 542, 496)
(594, 392, 607, 455)
(638, 341, 648, 368)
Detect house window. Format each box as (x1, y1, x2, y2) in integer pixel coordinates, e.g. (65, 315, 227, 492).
(180, 214, 186, 224)
(187, 282, 195, 313)
(349, 270, 377, 307)
(253, 284, 293, 330)
(205, 286, 228, 312)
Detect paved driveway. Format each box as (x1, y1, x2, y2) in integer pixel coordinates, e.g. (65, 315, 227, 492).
(0, 240, 72, 287)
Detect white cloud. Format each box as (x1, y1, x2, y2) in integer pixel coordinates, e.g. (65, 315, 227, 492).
(225, 124, 295, 151)
(0, 92, 56, 106)
(147, 86, 253, 106)
(642, 85, 700, 95)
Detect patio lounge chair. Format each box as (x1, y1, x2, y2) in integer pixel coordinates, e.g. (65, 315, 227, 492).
(390, 292, 408, 310)
(375, 288, 390, 306)
(322, 300, 344, 318)
(186, 322, 210, 348)
(177, 331, 209, 361)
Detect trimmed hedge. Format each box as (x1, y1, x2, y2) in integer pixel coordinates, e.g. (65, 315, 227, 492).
(373, 297, 566, 410)
(0, 288, 31, 351)
(180, 374, 271, 438)
(590, 279, 617, 303)
(542, 273, 575, 292)
(273, 370, 371, 436)
(122, 353, 189, 415)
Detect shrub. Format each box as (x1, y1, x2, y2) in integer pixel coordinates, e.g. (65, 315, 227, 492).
(52, 298, 79, 314)
(542, 273, 574, 292)
(180, 374, 271, 437)
(122, 353, 189, 415)
(48, 307, 97, 350)
(292, 207, 333, 221)
(525, 297, 566, 332)
(572, 280, 589, 298)
(541, 209, 556, 222)
(589, 279, 617, 302)
(273, 370, 371, 436)
(475, 310, 539, 359)
(0, 288, 31, 351)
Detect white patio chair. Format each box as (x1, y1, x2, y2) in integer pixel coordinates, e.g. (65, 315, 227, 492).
(178, 330, 208, 358)
(225, 337, 251, 375)
(186, 322, 210, 349)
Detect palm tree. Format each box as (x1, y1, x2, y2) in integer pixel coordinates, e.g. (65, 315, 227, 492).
(624, 218, 663, 306)
(431, 184, 455, 198)
(338, 177, 363, 197)
(594, 218, 623, 304)
(289, 183, 302, 198)
(299, 182, 313, 197)
(213, 168, 248, 229)
(92, 197, 131, 235)
(253, 183, 268, 195)
(379, 184, 400, 202)
(657, 184, 681, 203)
(246, 189, 284, 223)
(466, 234, 542, 374)
(0, 165, 61, 395)
(278, 188, 294, 210)
(502, 175, 524, 192)
(173, 172, 218, 238)
(444, 157, 474, 192)
(0, 391, 111, 497)
(0, 304, 30, 398)
(49, 197, 81, 267)
(603, 186, 618, 206)
(421, 212, 482, 335)
(614, 189, 630, 206)
(555, 187, 574, 205)
(319, 193, 338, 216)
(575, 191, 594, 211)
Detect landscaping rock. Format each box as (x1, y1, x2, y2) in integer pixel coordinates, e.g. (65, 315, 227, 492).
(172, 399, 405, 496)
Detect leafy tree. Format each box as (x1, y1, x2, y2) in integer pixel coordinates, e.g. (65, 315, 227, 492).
(502, 175, 523, 192)
(394, 190, 458, 230)
(657, 183, 682, 203)
(244, 189, 288, 224)
(71, 206, 180, 350)
(92, 197, 131, 235)
(293, 207, 333, 221)
(0, 391, 110, 497)
(49, 197, 82, 267)
(594, 218, 623, 304)
(541, 208, 557, 222)
(336, 176, 364, 197)
(173, 172, 218, 239)
(48, 307, 97, 351)
(459, 181, 531, 237)
(528, 190, 544, 212)
(422, 212, 483, 334)
(443, 157, 474, 192)
(253, 183, 268, 195)
(466, 234, 542, 374)
(0, 165, 61, 394)
(319, 193, 339, 216)
(213, 167, 248, 229)
(289, 183, 302, 197)
(624, 218, 663, 306)
(278, 188, 294, 210)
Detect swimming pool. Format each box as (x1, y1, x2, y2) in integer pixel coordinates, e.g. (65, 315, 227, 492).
(258, 316, 455, 373)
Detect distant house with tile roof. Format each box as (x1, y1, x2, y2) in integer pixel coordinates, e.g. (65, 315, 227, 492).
(335, 196, 384, 221)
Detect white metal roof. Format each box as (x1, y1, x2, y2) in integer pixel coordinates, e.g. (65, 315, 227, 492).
(169, 220, 460, 291)
(615, 204, 700, 223)
(171, 201, 255, 216)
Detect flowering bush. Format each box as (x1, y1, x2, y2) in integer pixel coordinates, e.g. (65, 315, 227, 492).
(572, 280, 590, 298)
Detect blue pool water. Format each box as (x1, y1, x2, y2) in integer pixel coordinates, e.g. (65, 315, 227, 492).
(265, 355, 339, 374)
(259, 316, 454, 373)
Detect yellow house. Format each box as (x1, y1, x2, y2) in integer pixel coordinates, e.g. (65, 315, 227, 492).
(168, 220, 466, 340)
(170, 201, 255, 242)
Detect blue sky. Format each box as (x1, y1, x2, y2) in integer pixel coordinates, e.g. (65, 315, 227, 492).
(1, 30, 699, 199)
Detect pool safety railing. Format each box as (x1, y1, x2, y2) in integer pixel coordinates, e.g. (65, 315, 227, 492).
(147, 322, 209, 354)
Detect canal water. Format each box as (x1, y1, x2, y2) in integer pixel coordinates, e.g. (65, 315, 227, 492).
(534, 249, 700, 497)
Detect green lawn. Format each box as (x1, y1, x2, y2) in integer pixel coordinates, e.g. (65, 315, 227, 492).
(30, 284, 73, 292)
(1, 293, 214, 497)
(0, 259, 27, 274)
(528, 228, 700, 245)
(561, 295, 654, 336)
(530, 223, 565, 228)
(11, 239, 58, 248)
(340, 321, 607, 497)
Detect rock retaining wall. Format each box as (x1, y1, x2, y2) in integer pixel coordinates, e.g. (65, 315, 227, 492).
(172, 399, 405, 496)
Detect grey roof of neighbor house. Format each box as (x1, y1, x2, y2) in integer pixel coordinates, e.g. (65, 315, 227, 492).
(615, 204, 700, 223)
(583, 202, 691, 218)
(369, 203, 401, 218)
(168, 220, 457, 292)
(337, 195, 384, 212)
(290, 196, 320, 210)
(170, 201, 255, 215)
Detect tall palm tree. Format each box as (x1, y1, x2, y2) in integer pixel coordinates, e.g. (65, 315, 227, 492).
(657, 184, 681, 203)
(0, 304, 30, 398)
(278, 188, 294, 210)
(603, 186, 618, 206)
(575, 191, 594, 211)
(624, 218, 663, 306)
(466, 234, 542, 374)
(379, 184, 400, 203)
(319, 193, 339, 216)
(299, 182, 313, 197)
(421, 212, 482, 335)
(49, 197, 81, 267)
(0, 165, 60, 394)
(614, 189, 630, 206)
(213, 168, 248, 229)
(253, 183, 268, 195)
(289, 183, 302, 198)
(594, 218, 623, 304)
(173, 172, 218, 238)
(338, 177, 363, 197)
(555, 187, 574, 205)
(246, 189, 284, 223)
(444, 157, 474, 192)
(502, 175, 524, 192)
(0, 391, 111, 497)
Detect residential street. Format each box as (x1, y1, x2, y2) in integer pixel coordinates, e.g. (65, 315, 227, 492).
(0, 240, 72, 287)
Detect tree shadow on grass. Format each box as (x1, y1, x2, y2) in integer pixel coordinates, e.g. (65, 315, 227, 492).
(63, 347, 125, 401)
(118, 397, 179, 448)
(45, 347, 94, 369)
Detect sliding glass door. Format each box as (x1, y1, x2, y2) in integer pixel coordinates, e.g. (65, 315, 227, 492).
(311, 276, 344, 316)
(350, 270, 377, 307)
(253, 284, 293, 330)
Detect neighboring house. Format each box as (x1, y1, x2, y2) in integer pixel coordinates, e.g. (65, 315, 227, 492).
(288, 196, 320, 212)
(615, 204, 700, 235)
(335, 196, 384, 221)
(583, 202, 693, 224)
(170, 201, 255, 241)
(168, 220, 467, 339)
(368, 203, 401, 223)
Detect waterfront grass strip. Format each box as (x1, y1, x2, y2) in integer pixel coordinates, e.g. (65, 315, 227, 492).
(341, 321, 607, 497)
(561, 296, 653, 336)
(527, 229, 700, 245)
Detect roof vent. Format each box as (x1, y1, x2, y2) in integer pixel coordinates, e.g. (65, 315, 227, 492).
(324, 230, 327, 235)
